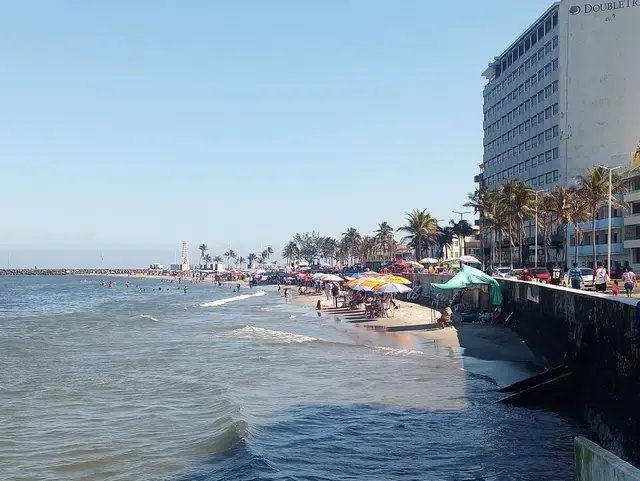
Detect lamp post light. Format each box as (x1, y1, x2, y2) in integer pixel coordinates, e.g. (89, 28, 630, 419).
(452, 211, 470, 257)
(598, 165, 622, 274)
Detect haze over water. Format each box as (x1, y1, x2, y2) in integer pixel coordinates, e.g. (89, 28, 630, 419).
(0, 276, 588, 480)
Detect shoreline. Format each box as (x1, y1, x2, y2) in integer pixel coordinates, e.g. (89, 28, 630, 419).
(289, 291, 538, 365)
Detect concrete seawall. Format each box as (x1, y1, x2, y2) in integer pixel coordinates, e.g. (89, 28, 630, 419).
(575, 437, 640, 481)
(498, 279, 640, 465)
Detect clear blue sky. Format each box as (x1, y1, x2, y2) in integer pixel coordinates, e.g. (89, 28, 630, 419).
(1, 0, 553, 267)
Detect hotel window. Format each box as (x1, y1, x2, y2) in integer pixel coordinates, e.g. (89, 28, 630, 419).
(538, 91, 544, 103)
(525, 59, 530, 70)
(513, 88, 518, 99)
(508, 167, 513, 177)
(531, 75, 537, 86)
(545, 42, 552, 55)
(545, 129, 552, 141)
(545, 107, 552, 119)
(531, 53, 537, 65)
(545, 151, 552, 162)
(538, 175, 545, 185)
(545, 63, 551, 76)
(531, 95, 537, 107)
(553, 37, 558, 50)
(519, 123, 524, 135)
(519, 104, 524, 116)
(518, 65, 524, 76)
(552, 59, 559, 73)
(538, 25, 545, 41)
(553, 170, 559, 181)
(525, 140, 531, 151)
(532, 136, 538, 147)
(519, 163, 524, 173)
(546, 172, 552, 184)
(538, 69, 544, 81)
(553, 126, 558, 137)
(519, 84, 524, 96)
(553, 103, 559, 115)
(532, 177, 538, 187)
(519, 143, 524, 154)
(553, 81, 558, 93)
(525, 119, 531, 130)
(525, 160, 530, 170)
(538, 112, 544, 123)
(531, 115, 537, 127)
(538, 153, 544, 164)
(545, 17, 552, 34)
(545, 85, 552, 98)
(532, 156, 538, 168)
(538, 48, 544, 61)
(552, 12, 558, 28)
(525, 79, 530, 91)
(553, 147, 559, 159)
(531, 30, 538, 46)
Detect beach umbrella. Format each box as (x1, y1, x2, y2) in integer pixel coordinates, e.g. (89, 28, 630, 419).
(384, 275, 411, 285)
(321, 274, 343, 282)
(348, 278, 385, 289)
(372, 283, 412, 294)
(312, 272, 326, 280)
(359, 270, 379, 276)
(405, 261, 424, 269)
(419, 258, 439, 264)
(458, 255, 481, 264)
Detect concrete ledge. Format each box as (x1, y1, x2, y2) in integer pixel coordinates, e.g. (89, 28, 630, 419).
(575, 436, 640, 480)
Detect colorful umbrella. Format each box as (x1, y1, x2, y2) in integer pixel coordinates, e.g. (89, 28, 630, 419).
(372, 283, 412, 294)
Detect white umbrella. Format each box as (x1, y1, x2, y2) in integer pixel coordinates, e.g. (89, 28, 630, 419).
(351, 284, 375, 291)
(419, 258, 439, 264)
(312, 272, 326, 280)
(321, 274, 343, 282)
(458, 255, 481, 264)
(373, 283, 412, 294)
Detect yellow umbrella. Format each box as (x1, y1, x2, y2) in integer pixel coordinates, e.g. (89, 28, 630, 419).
(385, 275, 411, 285)
(348, 278, 386, 290)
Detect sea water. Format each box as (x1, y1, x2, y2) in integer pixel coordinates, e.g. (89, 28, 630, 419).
(0, 276, 589, 480)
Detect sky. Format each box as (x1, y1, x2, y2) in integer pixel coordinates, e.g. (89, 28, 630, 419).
(0, 0, 554, 268)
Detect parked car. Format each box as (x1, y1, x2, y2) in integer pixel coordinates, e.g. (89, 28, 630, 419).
(564, 267, 594, 289)
(506, 269, 523, 279)
(530, 267, 551, 283)
(492, 267, 512, 278)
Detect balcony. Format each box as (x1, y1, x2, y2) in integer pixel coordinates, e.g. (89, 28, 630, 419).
(624, 190, 640, 203)
(624, 239, 640, 249)
(567, 243, 624, 257)
(624, 214, 640, 226)
(567, 217, 624, 232)
(474, 173, 484, 183)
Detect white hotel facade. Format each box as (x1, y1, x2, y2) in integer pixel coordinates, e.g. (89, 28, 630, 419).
(478, 0, 640, 269)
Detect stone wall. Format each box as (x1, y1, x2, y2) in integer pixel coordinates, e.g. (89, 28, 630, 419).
(575, 437, 640, 481)
(499, 279, 640, 465)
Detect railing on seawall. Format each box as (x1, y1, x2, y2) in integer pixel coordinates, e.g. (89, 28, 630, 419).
(575, 437, 640, 481)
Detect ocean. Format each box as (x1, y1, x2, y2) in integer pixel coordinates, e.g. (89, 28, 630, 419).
(0, 276, 589, 480)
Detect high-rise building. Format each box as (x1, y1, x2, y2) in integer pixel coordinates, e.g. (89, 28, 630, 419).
(477, 0, 640, 267)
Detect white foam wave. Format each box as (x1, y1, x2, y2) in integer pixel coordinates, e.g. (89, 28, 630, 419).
(200, 289, 266, 307)
(139, 314, 159, 322)
(369, 346, 423, 357)
(223, 326, 317, 344)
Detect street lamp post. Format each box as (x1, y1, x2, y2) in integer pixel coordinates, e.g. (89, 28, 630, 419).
(598, 165, 622, 274)
(533, 189, 545, 268)
(452, 210, 470, 257)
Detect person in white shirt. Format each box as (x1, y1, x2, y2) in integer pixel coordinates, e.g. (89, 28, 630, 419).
(622, 267, 637, 298)
(593, 262, 608, 293)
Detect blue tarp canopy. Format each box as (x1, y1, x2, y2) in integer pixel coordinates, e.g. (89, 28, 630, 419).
(431, 265, 503, 306)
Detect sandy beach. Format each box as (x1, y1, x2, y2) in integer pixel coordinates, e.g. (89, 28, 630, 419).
(290, 291, 537, 364)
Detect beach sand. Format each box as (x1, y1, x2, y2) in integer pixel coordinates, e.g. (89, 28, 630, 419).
(289, 291, 537, 365)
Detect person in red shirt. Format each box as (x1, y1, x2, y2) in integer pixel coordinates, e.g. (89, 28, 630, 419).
(519, 265, 533, 282)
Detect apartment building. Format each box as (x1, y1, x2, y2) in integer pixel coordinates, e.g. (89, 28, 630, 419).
(477, 0, 640, 266)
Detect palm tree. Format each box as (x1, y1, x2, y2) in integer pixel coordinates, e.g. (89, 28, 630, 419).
(247, 253, 257, 268)
(341, 228, 361, 264)
(203, 254, 212, 269)
(450, 219, 475, 257)
(198, 244, 208, 268)
(547, 186, 577, 267)
(213, 255, 223, 264)
(224, 249, 236, 270)
(435, 226, 455, 259)
(465, 186, 501, 267)
(500, 180, 534, 267)
(396, 209, 438, 261)
(533, 193, 555, 265)
(266, 247, 274, 262)
(575, 166, 626, 268)
(238, 256, 246, 269)
(282, 241, 299, 268)
(319, 237, 338, 265)
(358, 236, 377, 264)
(374, 222, 394, 260)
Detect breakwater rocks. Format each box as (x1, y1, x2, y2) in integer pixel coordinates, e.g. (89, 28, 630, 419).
(499, 279, 640, 466)
(0, 269, 149, 276)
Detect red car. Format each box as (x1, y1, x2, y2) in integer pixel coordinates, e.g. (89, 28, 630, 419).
(530, 267, 551, 283)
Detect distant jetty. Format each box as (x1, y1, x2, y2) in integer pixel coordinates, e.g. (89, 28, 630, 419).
(0, 269, 151, 276)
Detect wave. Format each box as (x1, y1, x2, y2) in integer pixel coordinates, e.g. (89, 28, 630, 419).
(222, 326, 317, 344)
(368, 346, 424, 357)
(139, 314, 159, 322)
(200, 289, 266, 307)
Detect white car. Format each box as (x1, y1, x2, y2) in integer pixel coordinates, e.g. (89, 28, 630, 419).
(492, 267, 512, 278)
(564, 268, 594, 289)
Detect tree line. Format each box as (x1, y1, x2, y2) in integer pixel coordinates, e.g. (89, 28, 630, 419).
(467, 165, 634, 268)
(282, 215, 476, 268)
(196, 246, 275, 270)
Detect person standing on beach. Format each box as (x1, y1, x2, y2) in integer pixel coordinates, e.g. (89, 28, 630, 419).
(324, 282, 331, 301)
(622, 267, 637, 298)
(284, 288, 289, 303)
(331, 284, 339, 308)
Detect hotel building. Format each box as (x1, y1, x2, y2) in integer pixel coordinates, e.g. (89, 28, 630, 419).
(478, 0, 640, 268)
